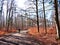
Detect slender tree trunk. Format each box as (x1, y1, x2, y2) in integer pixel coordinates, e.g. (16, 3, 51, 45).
(1, 0, 4, 28)
(36, 0, 39, 32)
(15, 17, 17, 29)
(43, 0, 47, 34)
(6, 0, 8, 31)
(25, 13, 28, 29)
(21, 15, 23, 30)
(54, 0, 60, 39)
(10, 9, 13, 30)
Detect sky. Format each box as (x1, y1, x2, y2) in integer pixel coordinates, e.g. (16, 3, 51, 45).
(2, 0, 60, 20)
(2, 0, 27, 18)
(15, 0, 27, 9)
(15, 0, 53, 19)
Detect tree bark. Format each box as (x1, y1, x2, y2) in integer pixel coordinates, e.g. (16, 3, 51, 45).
(43, 0, 47, 34)
(36, 0, 39, 32)
(54, 0, 60, 39)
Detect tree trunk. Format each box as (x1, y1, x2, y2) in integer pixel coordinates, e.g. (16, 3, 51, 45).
(1, 0, 4, 28)
(7, 0, 14, 31)
(54, 0, 60, 39)
(43, 0, 47, 34)
(36, 0, 39, 32)
(6, 0, 8, 31)
(21, 15, 23, 30)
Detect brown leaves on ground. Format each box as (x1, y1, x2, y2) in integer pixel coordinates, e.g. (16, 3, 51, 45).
(28, 26, 58, 45)
(28, 26, 56, 35)
(0, 27, 17, 36)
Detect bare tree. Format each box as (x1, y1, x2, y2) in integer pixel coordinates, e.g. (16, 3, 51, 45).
(1, 0, 4, 28)
(54, 0, 60, 39)
(42, 0, 47, 34)
(36, 0, 39, 32)
(6, 0, 15, 31)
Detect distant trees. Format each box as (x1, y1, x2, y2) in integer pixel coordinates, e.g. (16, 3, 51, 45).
(6, 0, 16, 31)
(0, 0, 4, 29)
(0, 0, 2, 28)
(0, 0, 60, 36)
(25, 0, 53, 33)
(25, 0, 39, 32)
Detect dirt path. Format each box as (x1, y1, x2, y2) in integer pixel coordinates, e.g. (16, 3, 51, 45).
(0, 32, 42, 45)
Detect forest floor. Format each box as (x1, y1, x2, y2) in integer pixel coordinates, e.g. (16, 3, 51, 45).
(28, 27, 59, 45)
(0, 27, 60, 45)
(0, 32, 42, 45)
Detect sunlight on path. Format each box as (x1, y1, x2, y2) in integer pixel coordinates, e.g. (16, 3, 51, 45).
(12, 33, 26, 37)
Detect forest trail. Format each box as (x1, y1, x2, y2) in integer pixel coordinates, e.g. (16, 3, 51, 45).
(0, 30, 42, 45)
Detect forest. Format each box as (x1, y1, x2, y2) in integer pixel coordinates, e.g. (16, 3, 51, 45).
(0, 0, 60, 45)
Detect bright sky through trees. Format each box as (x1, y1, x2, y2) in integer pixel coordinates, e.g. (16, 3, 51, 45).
(16, 0, 27, 9)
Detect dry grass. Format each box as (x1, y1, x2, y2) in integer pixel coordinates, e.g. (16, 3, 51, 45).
(28, 26, 56, 35)
(28, 26, 58, 45)
(0, 27, 17, 36)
